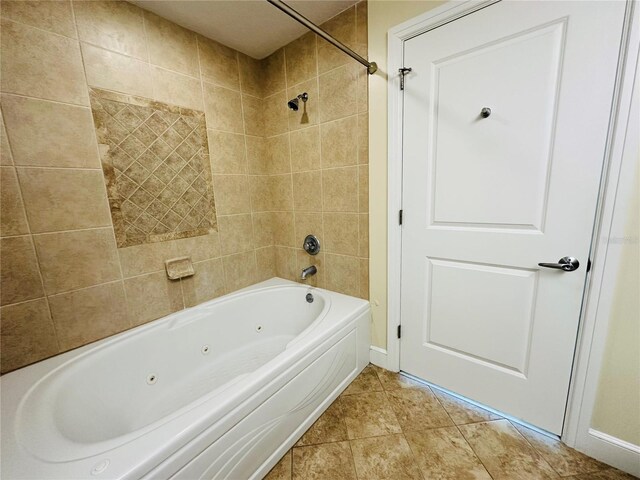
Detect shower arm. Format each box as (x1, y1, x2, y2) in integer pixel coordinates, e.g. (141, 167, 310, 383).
(266, 0, 378, 75)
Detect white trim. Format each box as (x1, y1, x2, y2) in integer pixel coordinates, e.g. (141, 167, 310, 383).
(582, 430, 640, 476)
(387, 0, 498, 373)
(385, 11, 403, 373)
(386, 0, 639, 474)
(563, 2, 639, 472)
(562, 0, 638, 443)
(589, 430, 640, 456)
(369, 346, 388, 369)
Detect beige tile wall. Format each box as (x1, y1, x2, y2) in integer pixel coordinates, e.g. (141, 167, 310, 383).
(0, 0, 368, 373)
(256, 2, 369, 299)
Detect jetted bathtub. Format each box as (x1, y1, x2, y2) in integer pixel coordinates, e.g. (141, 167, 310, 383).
(1, 278, 371, 479)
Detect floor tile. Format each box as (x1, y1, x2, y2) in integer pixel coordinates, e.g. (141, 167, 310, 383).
(265, 366, 627, 480)
(296, 400, 348, 446)
(513, 422, 608, 476)
(339, 391, 402, 439)
(405, 427, 492, 479)
(432, 388, 502, 425)
(385, 385, 453, 432)
(565, 469, 639, 479)
(265, 450, 291, 480)
(459, 419, 559, 479)
(341, 364, 383, 395)
(292, 441, 357, 480)
(371, 365, 425, 390)
(350, 434, 423, 480)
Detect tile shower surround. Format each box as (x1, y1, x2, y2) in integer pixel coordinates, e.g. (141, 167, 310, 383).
(0, 0, 369, 373)
(254, 1, 369, 299)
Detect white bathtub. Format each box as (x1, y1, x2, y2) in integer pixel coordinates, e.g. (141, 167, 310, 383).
(1, 278, 370, 479)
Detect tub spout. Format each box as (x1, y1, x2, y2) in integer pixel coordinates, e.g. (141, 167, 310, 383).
(301, 265, 317, 280)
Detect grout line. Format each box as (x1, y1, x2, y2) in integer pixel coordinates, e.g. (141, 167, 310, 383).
(373, 366, 492, 479)
(455, 423, 496, 479)
(0, 15, 77, 41)
(322, 2, 356, 29)
(46, 278, 124, 299)
(283, 38, 291, 91)
(0, 91, 90, 111)
(355, 117, 361, 290)
(399, 433, 427, 480)
(282, 42, 299, 279)
(313, 32, 330, 290)
(317, 164, 361, 173)
(69, 8, 114, 220)
(320, 111, 362, 130)
(217, 50, 251, 287)
(149, 65, 205, 108)
(77, 32, 204, 89)
(68, 3, 92, 109)
(430, 384, 458, 426)
(121, 269, 165, 281)
(178, 276, 187, 309)
(140, 10, 152, 65)
(201, 77, 243, 96)
(236, 75, 257, 99)
(238, 68, 262, 282)
(323, 251, 363, 260)
(345, 439, 360, 480)
(505, 419, 566, 478)
(0, 115, 15, 169)
(29, 225, 115, 237)
(118, 248, 135, 328)
(214, 172, 259, 178)
(217, 212, 254, 219)
(12, 165, 103, 172)
(0, 295, 48, 310)
(79, 38, 150, 65)
(336, 393, 360, 480)
(10, 166, 62, 352)
(205, 124, 246, 136)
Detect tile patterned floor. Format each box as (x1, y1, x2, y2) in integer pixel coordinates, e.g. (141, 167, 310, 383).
(263, 365, 638, 480)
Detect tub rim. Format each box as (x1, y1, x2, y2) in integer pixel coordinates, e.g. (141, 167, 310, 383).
(13, 280, 336, 462)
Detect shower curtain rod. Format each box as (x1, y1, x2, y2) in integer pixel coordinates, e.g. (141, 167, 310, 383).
(266, 0, 378, 74)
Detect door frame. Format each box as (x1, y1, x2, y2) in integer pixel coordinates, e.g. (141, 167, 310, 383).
(384, 0, 639, 472)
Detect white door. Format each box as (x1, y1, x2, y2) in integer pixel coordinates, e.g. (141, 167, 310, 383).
(400, 0, 627, 434)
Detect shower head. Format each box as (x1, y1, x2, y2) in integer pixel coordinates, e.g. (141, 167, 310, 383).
(288, 98, 299, 111)
(287, 92, 308, 111)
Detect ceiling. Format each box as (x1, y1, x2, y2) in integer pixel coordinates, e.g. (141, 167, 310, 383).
(130, 0, 358, 59)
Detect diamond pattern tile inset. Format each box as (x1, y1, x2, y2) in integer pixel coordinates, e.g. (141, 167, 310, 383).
(90, 88, 217, 247)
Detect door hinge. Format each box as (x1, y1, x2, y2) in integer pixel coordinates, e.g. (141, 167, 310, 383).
(399, 67, 412, 90)
(397, 324, 402, 339)
(399, 209, 403, 225)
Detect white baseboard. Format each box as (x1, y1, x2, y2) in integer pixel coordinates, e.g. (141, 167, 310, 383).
(369, 346, 388, 369)
(580, 429, 640, 476)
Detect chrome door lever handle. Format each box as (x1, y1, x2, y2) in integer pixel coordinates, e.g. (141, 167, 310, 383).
(538, 256, 580, 272)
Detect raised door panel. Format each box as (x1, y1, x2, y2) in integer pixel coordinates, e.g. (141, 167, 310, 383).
(430, 22, 565, 231)
(425, 258, 538, 376)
